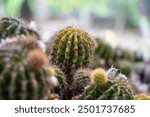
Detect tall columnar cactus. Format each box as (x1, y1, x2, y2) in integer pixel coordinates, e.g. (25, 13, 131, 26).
(0, 17, 39, 40)
(0, 40, 52, 99)
(81, 68, 133, 100)
(50, 26, 94, 99)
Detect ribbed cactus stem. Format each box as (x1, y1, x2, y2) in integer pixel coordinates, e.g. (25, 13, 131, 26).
(0, 40, 52, 99)
(50, 26, 94, 99)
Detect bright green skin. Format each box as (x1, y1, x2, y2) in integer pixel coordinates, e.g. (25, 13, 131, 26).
(81, 79, 133, 100)
(51, 26, 93, 82)
(0, 49, 50, 100)
(0, 17, 39, 39)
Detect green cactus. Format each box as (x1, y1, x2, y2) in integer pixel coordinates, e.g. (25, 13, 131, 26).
(94, 39, 115, 68)
(95, 38, 135, 61)
(81, 68, 133, 100)
(95, 39, 114, 61)
(81, 79, 133, 100)
(0, 17, 39, 40)
(50, 26, 94, 99)
(74, 71, 91, 94)
(0, 40, 52, 100)
(47, 66, 66, 96)
(120, 50, 135, 61)
(91, 68, 108, 85)
(115, 60, 132, 77)
(113, 48, 134, 62)
(51, 26, 93, 75)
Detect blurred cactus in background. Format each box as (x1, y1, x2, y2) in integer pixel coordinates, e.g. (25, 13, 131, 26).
(0, 17, 39, 40)
(0, 38, 53, 100)
(115, 60, 132, 77)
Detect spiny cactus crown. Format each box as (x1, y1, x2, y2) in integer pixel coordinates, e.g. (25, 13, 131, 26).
(51, 26, 94, 74)
(91, 68, 108, 85)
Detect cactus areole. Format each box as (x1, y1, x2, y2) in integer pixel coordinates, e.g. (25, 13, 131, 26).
(51, 26, 94, 84)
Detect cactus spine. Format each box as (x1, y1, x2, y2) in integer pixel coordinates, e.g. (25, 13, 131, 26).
(74, 71, 91, 95)
(81, 68, 133, 100)
(91, 68, 108, 85)
(50, 26, 94, 99)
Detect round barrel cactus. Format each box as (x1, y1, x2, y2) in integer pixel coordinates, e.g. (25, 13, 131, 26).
(50, 26, 94, 99)
(50, 26, 94, 83)
(0, 40, 52, 100)
(91, 68, 108, 85)
(81, 68, 133, 100)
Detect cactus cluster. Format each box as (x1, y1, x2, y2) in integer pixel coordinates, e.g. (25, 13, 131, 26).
(0, 16, 146, 100)
(93, 38, 135, 68)
(0, 17, 39, 40)
(0, 38, 53, 99)
(81, 68, 133, 100)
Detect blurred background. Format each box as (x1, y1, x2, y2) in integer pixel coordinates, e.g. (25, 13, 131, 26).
(0, 0, 150, 94)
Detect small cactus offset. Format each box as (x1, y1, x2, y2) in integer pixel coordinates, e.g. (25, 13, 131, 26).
(47, 66, 66, 96)
(74, 70, 91, 95)
(0, 17, 39, 40)
(91, 68, 108, 85)
(0, 40, 52, 99)
(81, 68, 133, 100)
